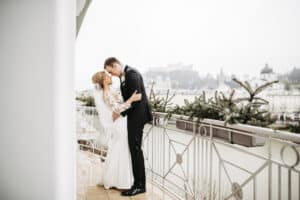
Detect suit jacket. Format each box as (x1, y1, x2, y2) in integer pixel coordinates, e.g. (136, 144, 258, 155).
(120, 65, 153, 125)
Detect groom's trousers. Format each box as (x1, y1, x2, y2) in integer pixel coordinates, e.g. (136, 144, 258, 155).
(127, 121, 146, 188)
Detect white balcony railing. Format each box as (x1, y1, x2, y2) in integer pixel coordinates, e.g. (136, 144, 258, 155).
(77, 106, 300, 200)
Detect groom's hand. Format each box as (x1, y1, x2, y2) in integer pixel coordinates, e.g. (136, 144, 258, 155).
(112, 111, 120, 122)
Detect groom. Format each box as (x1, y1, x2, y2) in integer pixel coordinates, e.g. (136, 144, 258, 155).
(104, 57, 153, 196)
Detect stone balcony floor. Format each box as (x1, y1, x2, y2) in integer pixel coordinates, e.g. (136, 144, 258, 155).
(86, 182, 175, 200)
(77, 149, 176, 200)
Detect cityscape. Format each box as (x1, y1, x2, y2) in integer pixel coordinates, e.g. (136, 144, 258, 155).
(77, 63, 300, 127)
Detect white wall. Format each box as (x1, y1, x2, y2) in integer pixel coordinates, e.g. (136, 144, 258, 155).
(0, 1, 75, 200)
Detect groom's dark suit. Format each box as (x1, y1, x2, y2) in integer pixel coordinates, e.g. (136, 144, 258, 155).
(120, 65, 153, 188)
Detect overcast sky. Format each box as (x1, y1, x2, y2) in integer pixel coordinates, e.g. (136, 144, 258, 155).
(76, 0, 300, 90)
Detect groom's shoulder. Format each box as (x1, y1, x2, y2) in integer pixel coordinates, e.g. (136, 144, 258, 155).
(126, 66, 141, 76)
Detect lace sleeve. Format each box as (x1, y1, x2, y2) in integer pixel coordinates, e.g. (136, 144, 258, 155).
(103, 90, 131, 114)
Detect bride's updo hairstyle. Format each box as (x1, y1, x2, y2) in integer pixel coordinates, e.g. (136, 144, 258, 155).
(92, 71, 105, 89)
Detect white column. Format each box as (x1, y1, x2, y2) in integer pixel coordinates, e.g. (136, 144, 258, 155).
(0, 1, 76, 200)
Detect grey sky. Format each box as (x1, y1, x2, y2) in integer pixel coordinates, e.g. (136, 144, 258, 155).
(76, 0, 300, 90)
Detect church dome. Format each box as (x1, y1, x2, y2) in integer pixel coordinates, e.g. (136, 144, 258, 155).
(261, 64, 274, 74)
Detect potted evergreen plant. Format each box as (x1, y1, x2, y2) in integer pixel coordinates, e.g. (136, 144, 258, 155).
(150, 79, 278, 147)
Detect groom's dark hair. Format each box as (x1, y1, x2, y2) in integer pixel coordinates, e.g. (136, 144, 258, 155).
(104, 57, 121, 68)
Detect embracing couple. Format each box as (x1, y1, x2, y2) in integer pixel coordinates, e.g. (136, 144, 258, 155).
(91, 57, 153, 196)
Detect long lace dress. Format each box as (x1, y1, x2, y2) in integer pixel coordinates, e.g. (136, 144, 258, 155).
(100, 89, 134, 189)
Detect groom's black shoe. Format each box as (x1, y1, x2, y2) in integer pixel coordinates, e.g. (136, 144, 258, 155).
(121, 185, 146, 196)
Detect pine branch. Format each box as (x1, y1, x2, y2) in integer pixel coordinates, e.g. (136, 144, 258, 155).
(254, 80, 279, 96)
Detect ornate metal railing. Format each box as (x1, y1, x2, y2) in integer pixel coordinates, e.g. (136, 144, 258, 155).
(76, 106, 300, 200)
(143, 112, 300, 200)
(76, 106, 106, 200)
(76, 106, 107, 155)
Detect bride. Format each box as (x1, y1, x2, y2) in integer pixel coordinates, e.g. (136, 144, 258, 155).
(91, 70, 141, 190)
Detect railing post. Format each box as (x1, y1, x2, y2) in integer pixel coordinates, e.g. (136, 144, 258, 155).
(209, 123, 213, 200)
(193, 122, 196, 199)
(268, 136, 272, 200)
(163, 116, 166, 189)
(152, 114, 155, 183)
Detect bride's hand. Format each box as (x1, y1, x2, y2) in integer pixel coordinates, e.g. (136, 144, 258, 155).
(112, 111, 120, 122)
(129, 90, 142, 103)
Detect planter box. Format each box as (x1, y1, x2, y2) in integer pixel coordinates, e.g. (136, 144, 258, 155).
(175, 120, 265, 147)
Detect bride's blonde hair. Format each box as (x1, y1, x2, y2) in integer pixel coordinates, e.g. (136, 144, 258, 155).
(92, 71, 105, 89)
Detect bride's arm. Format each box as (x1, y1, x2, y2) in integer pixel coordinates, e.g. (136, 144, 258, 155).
(103, 91, 132, 114)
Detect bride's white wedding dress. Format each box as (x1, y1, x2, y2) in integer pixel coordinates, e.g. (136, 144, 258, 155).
(93, 85, 134, 189)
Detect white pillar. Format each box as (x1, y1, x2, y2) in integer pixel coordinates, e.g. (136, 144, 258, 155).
(0, 1, 76, 200)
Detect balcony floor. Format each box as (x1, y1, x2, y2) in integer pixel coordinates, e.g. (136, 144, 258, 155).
(86, 182, 175, 200)
(77, 149, 176, 200)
